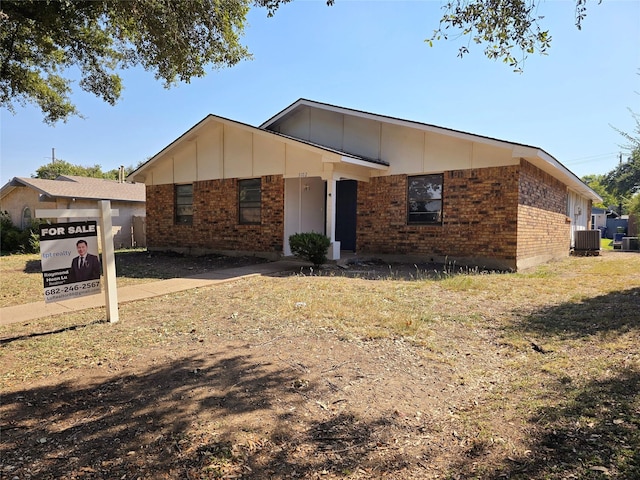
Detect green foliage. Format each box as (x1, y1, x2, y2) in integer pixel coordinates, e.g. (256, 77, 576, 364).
(0, 211, 19, 253)
(288, 232, 330, 268)
(604, 151, 640, 199)
(626, 193, 640, 220)
(1, 0, 597, 124)
(581, 174, 618, 210)
(34, 159, 134, 180)
(604, 106, 640, 213)
(0, 211, 40, 254)
(1, 0, 292, 123)
(429, 0, 590, 71)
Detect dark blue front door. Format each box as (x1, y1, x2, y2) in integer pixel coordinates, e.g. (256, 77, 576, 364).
(336, 180, 357, 251)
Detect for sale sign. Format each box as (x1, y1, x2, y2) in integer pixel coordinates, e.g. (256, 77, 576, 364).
(39, 221, 102, 303)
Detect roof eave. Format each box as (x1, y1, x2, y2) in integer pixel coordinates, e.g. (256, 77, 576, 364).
(515, 148, 602, 203)
(129, 113, 391, 183)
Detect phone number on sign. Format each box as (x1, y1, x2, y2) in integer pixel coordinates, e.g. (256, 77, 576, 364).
(45, 281, 100, 296)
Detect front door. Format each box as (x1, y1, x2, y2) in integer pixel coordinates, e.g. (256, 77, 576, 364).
(335, 180, 357, 252)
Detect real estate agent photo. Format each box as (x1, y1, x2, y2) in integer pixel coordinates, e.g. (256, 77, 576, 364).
(69, 239, 101, 283)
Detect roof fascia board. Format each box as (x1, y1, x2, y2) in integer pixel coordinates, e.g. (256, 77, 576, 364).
(517, 149, 602, 203)
(340, 155, 389, 170)
(259, 98, 314, 129)
(128, 114, 216, 181)
(261, 98, 523, 151)
(281, 101, 599, 201)
(0, 184, 15, 198)
(3, 177, 145, 203)
(537, 151, 602, 203)
(7, 178, 54, 198)
(129, 112, 388, 182)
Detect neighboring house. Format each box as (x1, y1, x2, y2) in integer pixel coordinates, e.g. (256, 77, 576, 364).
(590, 207, 632, 239)
(128, 99, 601, 271)
(0, 175, 146, 248)
(591, 207, 608, 233)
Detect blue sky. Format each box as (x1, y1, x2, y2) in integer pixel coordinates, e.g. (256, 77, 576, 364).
(1, 0, 639, 186)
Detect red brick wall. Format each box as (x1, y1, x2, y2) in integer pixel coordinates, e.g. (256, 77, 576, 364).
(146, 184, 174, 248)
(357, 166, 520, 266)
(518, 160, 567, 214)
(146, 175, 284, 254)
(516, 160, 570, 267)
(145, 162, 573, 269)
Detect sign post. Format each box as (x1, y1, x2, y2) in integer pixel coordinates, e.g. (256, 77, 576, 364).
(99, 200, 118, 323)
(36, 202, 120, 323)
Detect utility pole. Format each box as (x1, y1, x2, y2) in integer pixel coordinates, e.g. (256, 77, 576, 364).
(618, 153, 623, 216)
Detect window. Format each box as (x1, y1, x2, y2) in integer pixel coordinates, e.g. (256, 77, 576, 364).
(239, 178, 261, 224)
(175, 184, 193, 225)
(407, 174, 443, 224)
(21, 207, 32, 229)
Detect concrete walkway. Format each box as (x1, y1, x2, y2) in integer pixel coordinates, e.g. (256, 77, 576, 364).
(0, 260, 305, 326)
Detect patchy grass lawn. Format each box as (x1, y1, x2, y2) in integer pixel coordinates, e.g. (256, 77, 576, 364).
(1, 251, 639, 479)
(0, 249, 267, 308)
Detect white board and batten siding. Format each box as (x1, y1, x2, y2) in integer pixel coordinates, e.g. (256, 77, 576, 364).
(274, 105, 519, 176)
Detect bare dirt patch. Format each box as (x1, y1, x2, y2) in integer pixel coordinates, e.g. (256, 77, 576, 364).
(1, 251, 639, 479)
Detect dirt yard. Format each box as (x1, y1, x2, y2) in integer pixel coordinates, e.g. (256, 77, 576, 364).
(1, 251, 639, 479)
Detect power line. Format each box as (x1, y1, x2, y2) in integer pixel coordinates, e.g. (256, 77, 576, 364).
(564, 152, 619, 166)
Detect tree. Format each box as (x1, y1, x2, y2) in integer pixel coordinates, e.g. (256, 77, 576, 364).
(1, 0, 593, 124)
(605, 153, 640, 200)
(581, 109, 639, 216)
(1, 0, 287, 124)
(607, 109, 640, 198)
(34, 159, 134, 180)
(1, 210, 40, 253)
(581, 174, 618, 210)
(627, 192, 640, 221)
(428, 0, 592, 71)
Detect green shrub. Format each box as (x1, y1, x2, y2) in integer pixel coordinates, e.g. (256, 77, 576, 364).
(288, 232, 331, 267)
(0, 211, 41, 254)
(1, 211, 20, 253)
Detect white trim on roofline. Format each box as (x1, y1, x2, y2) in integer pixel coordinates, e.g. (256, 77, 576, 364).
(262, 98, 602, 203)
(128, 113, 388, 182)
(260, 98, 520, 150)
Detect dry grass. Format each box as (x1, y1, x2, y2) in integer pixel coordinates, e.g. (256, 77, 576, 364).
(1, 251, 639, 479)
(0, 249, 266, 307)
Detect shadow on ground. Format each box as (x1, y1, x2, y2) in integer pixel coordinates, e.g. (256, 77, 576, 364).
(113, 250, 269, 280)
(0, 319, 102, 346)
(1, 349, 416, 479)
(449, 286, 640, 479)
(24, 259, 41, 273)
(517, 286, 640, 339)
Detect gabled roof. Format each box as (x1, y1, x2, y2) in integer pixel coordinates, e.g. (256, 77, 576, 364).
(1, 175, 145, 203)
(261, 98, 602, 203)
(128, 113, 388, 182)
(129, 98, 600, 202)
(261, 98, 540, 149)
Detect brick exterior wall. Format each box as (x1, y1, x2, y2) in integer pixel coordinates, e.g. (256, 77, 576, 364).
(357, 166, 520, 267)
(357, 161, 572, 270)
(516, 160, 570, 267)
(146, 175, 284, 255)
(145, 161, 573, 269)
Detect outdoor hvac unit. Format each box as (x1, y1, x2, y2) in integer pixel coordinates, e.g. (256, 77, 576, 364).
(574, 230, 601, 254)
(622, 237, 640, 251)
